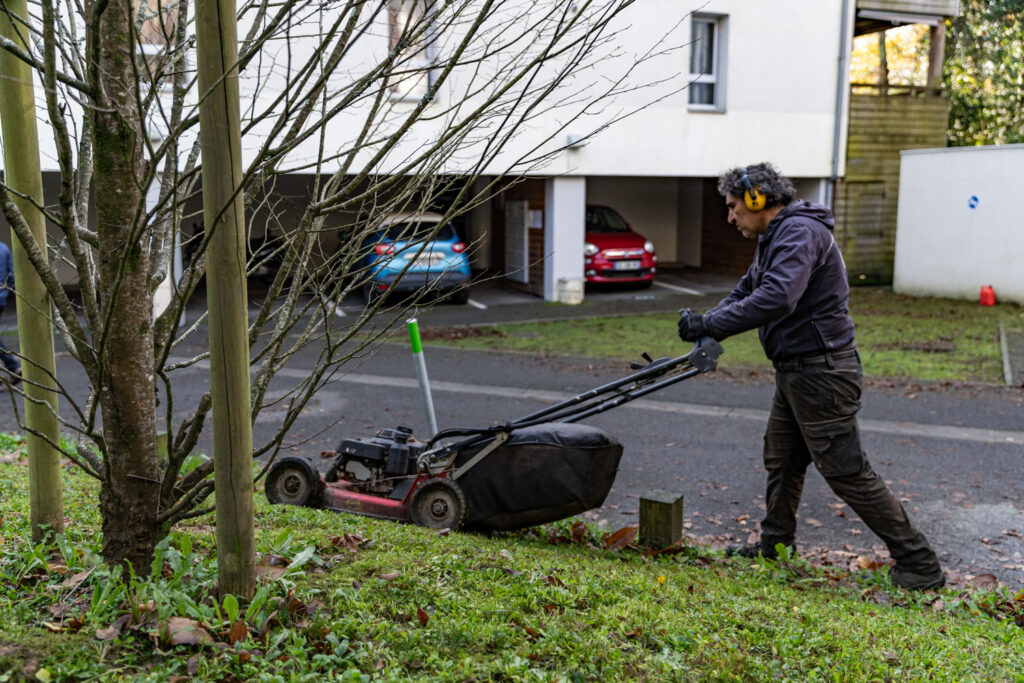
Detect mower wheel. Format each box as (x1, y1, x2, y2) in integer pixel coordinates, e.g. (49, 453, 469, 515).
(265, 457, 320, 507)
(410, 478, 467, 530)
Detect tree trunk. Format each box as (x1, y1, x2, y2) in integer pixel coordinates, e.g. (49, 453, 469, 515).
(196, 0, 256, 597)
(88, 0, 161, 573)
(0, 0, 65, 542)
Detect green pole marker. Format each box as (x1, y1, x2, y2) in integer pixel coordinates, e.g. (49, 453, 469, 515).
(408, 318, 424, 353)
(407, 318, 438, 437)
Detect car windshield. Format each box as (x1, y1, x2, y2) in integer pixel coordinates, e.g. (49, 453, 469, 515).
(585, 207, 631, 233)
(382, 222, 458, 243)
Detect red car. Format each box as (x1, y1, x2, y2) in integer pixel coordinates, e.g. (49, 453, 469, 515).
(583, 205, 657, 286)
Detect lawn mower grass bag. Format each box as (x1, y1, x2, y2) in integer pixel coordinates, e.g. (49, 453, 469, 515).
(454, 422, 623, 531)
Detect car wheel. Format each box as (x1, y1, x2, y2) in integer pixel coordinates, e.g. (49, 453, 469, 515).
(447, 287, 470, 305)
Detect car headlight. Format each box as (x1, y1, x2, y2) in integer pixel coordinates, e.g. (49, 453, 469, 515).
(644, 240, 655, 254)
(584, 242, 599, 256)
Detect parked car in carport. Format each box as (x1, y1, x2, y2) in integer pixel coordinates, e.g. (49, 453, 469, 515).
(358, 212, 471, 304)
(583, 205, 657, 286)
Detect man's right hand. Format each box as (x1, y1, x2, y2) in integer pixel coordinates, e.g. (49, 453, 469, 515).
(678, 308, 712, 342)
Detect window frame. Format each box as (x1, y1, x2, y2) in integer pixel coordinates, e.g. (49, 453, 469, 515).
(688, 14, 728, 112)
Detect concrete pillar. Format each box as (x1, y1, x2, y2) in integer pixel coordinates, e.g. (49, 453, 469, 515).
(543, 176, 586, 303)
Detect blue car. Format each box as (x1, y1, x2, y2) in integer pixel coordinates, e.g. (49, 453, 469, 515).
(361, 213, 471, 304)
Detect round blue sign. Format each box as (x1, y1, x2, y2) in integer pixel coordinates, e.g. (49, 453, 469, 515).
(968, 195, 979, 209)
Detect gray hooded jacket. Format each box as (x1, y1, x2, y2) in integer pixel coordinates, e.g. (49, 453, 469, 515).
(704, 201, 856, 361)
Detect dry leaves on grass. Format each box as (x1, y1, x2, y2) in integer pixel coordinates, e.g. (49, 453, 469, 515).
(329, 533, 370, 552)
(601, 526, 637, 552)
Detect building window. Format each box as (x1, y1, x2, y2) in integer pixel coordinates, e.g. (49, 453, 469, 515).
(387, 0, 434, 100)
(689, 15, 726, 110)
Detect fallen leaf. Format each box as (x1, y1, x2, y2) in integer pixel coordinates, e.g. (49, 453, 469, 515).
(805, 518, 823, 528)
(329, 533, 368, 552)
(166, 616, 213, 646)
(970, 574, 999, 592)
(624, 627, 643, 638)
(378, 571, 401, 581)
(543, 574, 566, 588)
(417, 607, 429, 627)
(94, 626, 120, 641)
(645, 539, 688, 557)
(187, 655, 200, 675)
(95, 614, 131, 641)
(518, 622, 539, 639)
(855, 556, 885, 571)
(602, 526, 637, 552)
(228, 619, 248, 645)
(570, 521, 587, 543)
(61, 570, 92, 590)
(255, 563, 287, 581)
(42, 622, 63, 633)
(46, 563, 71, 576)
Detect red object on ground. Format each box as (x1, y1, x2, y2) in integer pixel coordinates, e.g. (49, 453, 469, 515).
(980, 285, 996, 306)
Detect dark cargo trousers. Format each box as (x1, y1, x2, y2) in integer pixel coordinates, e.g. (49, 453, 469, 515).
(760, 347, 940, 573)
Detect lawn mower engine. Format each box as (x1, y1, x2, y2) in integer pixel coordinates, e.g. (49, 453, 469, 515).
(325, 426, 424, 495)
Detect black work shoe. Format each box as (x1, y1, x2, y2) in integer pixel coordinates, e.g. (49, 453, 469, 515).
(726, 542, 796, 560)
(890, 565, 945, 591)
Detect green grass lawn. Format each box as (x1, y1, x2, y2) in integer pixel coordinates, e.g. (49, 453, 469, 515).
(423, 288, 1023, 383)
(1, 457, 1022, 681)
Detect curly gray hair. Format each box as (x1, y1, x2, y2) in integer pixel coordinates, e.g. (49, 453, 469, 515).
(717, 162, 796, 209)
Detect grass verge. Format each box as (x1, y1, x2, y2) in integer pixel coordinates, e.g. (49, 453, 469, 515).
(1, 451, 1022, 681)
(421, 288, 1024, 383)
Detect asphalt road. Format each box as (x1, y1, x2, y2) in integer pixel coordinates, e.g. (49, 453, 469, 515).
(2, 271, 1022, 588)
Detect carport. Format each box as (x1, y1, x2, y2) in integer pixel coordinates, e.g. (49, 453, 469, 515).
(473, 174, 830, 303)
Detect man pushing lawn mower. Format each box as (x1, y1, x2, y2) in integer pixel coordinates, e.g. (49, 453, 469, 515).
(677, 162, 945, 592)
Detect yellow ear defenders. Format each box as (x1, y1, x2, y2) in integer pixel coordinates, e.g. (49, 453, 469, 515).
(740, 168, 767, 212)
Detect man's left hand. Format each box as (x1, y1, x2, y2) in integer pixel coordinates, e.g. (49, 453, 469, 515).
(678, 309, 712, 342)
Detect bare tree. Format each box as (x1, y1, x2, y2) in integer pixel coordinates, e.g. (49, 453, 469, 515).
(0, 0, 685, 573)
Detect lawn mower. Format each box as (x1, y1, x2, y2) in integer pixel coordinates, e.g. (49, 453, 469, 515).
(264, 337, 723, 531)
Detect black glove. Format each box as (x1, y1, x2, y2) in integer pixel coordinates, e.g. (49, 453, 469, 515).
(677, 308, 712, 342)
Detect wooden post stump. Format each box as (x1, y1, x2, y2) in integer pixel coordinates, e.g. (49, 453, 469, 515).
(639, 490, 684, 549)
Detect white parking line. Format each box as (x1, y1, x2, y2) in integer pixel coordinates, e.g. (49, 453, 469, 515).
(317, 372, 1024, 447)
(176, 357, 1024, 447)
(652, 281, 703, 296)
(466, 298, 487, 310)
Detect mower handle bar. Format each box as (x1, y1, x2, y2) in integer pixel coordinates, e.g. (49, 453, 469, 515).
(421, 337, 723, 458)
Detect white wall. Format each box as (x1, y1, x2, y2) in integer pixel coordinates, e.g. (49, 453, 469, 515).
(8, 1, 848, 183)
(586, 177, 678, 263)
(894, 145, 1024, 303)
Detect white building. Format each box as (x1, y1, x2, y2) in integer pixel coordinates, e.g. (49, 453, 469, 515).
(2, 0, 960, 301)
